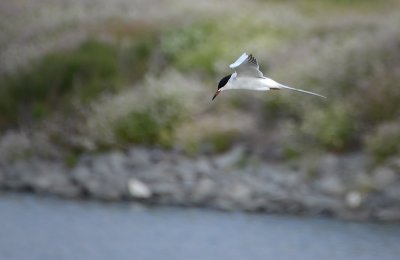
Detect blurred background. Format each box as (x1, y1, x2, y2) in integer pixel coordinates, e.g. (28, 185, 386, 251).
(1, 0, 400, 259)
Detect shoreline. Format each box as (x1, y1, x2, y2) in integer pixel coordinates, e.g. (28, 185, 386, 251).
(1, 146, 399, 222)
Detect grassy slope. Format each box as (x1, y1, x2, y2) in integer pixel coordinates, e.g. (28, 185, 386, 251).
(1, 0, 400, 163)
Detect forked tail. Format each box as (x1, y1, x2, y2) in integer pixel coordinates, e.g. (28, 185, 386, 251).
(278, 84, 326, 99)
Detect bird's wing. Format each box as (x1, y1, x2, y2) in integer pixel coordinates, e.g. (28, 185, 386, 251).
(229, 53, 264, 78)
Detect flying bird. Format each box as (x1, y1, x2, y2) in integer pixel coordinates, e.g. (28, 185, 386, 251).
(212, 53, 326, 100)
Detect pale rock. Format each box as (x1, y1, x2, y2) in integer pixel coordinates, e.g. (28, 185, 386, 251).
(128, 179, 152, 199)
(346, 191, 363, 208)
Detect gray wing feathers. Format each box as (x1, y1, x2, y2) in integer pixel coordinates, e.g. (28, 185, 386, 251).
(229, 53, 263, 78)
(229, 53, 249, 69)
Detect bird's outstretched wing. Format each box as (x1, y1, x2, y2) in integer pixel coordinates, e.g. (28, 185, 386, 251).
(229, 53, 264, 78)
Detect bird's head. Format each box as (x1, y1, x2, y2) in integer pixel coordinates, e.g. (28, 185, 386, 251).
(212, 74, 232, 101)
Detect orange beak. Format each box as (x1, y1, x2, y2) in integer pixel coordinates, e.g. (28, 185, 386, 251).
(212, 90, 221, 101)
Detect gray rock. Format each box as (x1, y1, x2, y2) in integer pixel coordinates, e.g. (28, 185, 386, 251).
(0, 144, 399, 221)
(372, 167, 398, 188)
(195, 158, 213, 175)
(71, 157, 128, 200)
(106, 151, 128, 173)
(317, 153, 371, 183)
(387, 157, 400, 172)
(29, 161, 79, 197)
(314, 175, 346, 196)
(1, 159, 80, 197)
(219, 179, 253, 208)
(213, 146, 244, 169)
(375, 208, 400, 221)
(190, 177, 216, 203)
(127, 148, 152, 167)
(0, 131, 31, 162)
(300, 191, 343, 210)
(382, 183, 400, 201)
(267, 169, 301, 188)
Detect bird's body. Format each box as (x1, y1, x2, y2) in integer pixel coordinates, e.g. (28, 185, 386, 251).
(223, 73, 278, 91)
(212, 53, 326, 100)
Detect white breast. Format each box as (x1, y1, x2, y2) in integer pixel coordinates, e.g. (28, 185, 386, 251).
(226, 77, 279, 91)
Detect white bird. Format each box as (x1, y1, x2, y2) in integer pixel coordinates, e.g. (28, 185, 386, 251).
(212, 53, 326, 100)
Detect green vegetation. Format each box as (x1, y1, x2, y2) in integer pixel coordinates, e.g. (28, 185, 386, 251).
(0, 41, 120, 127)
(180, 130, 239, 155)
(65, 152, 79, 168)
(120, 38, 156, 81)
(302, 104, 355, 151)
(204, 131, 239, 153)
(115, 96, 185, 148)
(116, 111, 161, 145)
(295, 0, 395, 13)
(365, 122, 400, 162)
(161, 19, 293, 74)
(1, 0, 400, 160)
(0, 38, 156, 129)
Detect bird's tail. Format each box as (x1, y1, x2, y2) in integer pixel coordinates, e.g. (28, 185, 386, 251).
(278, 84, 326, 99)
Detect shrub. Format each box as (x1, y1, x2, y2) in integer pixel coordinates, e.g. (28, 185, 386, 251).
(120, 38, 155, 81)
(161, 22, 220, 74)
(365, 121, 400, 162)
(115, 96, 184, 147)
(205, 131, 239, 153)
(0, 40, 120, 128)
(115, 111, 160, 145)
(302, 103, 355, 151)
(160, 19, 293, 75)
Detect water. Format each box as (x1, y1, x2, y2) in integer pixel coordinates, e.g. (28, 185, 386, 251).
(0, 194, 399, 260)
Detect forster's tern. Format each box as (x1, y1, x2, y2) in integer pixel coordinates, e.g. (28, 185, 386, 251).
(212, 53, 326, 100)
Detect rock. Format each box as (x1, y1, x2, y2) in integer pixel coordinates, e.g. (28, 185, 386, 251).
(346, 191, 363, 208)
(190, 177, 216, 203)
(128, 179, 152, 199)
(106, 151, 129, 174)
(1, 159, 80, 197)
(314, 175, 346, 196)
(30, 160, 80, 197)
(261, 165, 300, 187)
(137, 162, 178, 183)
(372, 167, 398, 188)
(128, 148, 152, 167)
(317, 153, 370, 182)
(375, 208, 400, 221)
(1, 142, 399, 221)
(194, 158, 213, 175)
(300, 191, 343, 211)
(382, 183, 400, 201)
(149, 148, 166, 163)
(1, 161, 28, 189)
(0, 131, 31, 162)
(213, 146, 244, 169)
(317, 154, 341, 176)
(71, 156, 128, 200)
(387, 157, 400, 172)
(220, 180, 253, 208)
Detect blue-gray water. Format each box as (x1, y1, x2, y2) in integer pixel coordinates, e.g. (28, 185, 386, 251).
(0, 194, 399, 260)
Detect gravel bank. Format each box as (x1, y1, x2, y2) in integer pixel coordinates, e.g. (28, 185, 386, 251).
(1, 146, 399, 221)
